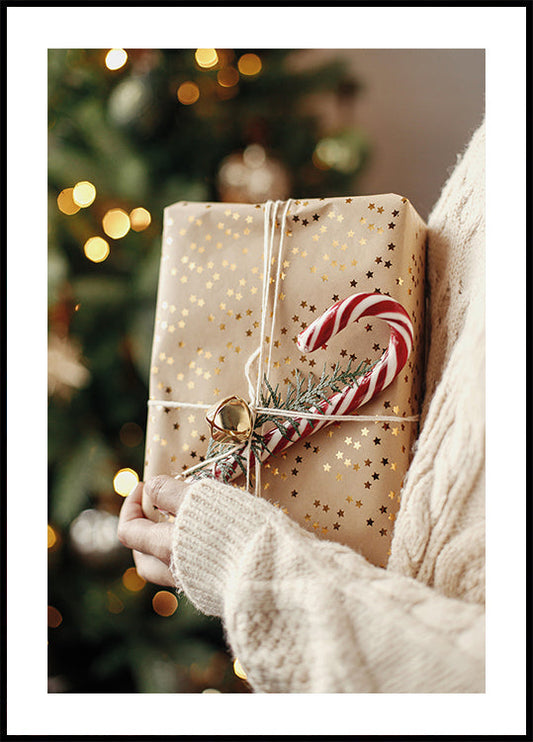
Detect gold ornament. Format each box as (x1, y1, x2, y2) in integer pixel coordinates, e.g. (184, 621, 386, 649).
(205, 395, 255, 443)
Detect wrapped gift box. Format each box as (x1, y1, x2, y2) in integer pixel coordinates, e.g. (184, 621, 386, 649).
(143, 195, 426, 567)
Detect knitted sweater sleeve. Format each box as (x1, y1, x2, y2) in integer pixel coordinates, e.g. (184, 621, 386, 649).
(169, 119, 486, 694)
(170, 479, 484, 693)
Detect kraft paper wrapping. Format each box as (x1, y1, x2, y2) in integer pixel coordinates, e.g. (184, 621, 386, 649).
(143, 195, 426, 567)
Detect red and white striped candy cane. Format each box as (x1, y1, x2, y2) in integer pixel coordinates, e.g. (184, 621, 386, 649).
(211, 292, 413, 481)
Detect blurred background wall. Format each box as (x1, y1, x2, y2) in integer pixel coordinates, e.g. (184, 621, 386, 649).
(294, 49, 485, 219)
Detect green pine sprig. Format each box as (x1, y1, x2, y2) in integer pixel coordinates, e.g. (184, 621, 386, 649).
(194, 358, 375, 483)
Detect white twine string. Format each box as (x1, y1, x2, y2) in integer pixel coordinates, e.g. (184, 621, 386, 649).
(149, 199, 419, 487)
(147, 399, 418, 424)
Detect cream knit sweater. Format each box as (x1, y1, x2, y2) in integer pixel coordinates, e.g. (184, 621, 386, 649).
(170, 121, 486, 693)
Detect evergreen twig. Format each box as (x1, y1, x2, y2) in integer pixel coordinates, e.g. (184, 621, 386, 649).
(194, 359, 375, 483)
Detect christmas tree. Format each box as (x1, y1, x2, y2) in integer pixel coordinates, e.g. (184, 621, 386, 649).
(48, 48, 369, 693)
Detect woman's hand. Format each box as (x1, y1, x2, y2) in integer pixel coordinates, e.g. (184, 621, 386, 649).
(117, 476, 189, 587)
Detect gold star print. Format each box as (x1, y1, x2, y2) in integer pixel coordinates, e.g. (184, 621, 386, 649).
(355, 500, 363, 508)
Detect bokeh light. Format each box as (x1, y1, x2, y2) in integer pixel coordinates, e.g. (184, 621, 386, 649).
(48, 606, 63, 628)
(195, 49, 218, 69)
(83, 236, 110, 263)
(122, 567, 146, 592)
(105, 48, 128, 71)
(177, 81, 200, 105)
(217, 66, 239, 88)
(69, 509, 120, 561)
(152, 591, 178, 617)
(129, 206, 151, 232)
(313, 136, 361, 174)
(48, 525, 57, 549)
(57, 188, 80, 215)
(233, 658, 247, 680)
(102, 208, 130, 239)
(72, 180, 96, 207)
(113, 468, 139, 497)
(237, 53, 262, 76)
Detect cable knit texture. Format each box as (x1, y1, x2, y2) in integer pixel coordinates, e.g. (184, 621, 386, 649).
(170, 120, 486, 693)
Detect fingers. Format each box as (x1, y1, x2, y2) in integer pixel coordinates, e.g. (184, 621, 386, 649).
(118, 483, 175, 565)
(133, 551, 176, 588)
(144, 475, 190, 517)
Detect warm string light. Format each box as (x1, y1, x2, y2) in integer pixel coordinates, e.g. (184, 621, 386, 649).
(233, 658, 247, 680)
(152, 590, 178, 616)
(113, 468, 139, 497)
(217, 66, 239, 88)
(129, 207, 151, 231)
(237, 53, 262, 76)
(177, 81, 200, 105)
(195, 48, 218, 69)
(57, 188, 80, 215)
(177, 50, 262, 107)
(57, 179, 149, 262)
(102, 208, 130, 239)
(84, 236, 110, 263)
(48, 525, 57, 549)
(73, 180, 96, 207)
(122, 567, 146, 592)
(48, 606, 63, 628)
(105, 48, 128, 71)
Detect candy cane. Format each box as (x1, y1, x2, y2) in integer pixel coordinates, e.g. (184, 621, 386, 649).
(210, 292, 413, 481)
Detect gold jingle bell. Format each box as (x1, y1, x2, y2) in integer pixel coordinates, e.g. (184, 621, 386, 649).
(205, 395, 255, 444)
